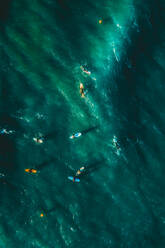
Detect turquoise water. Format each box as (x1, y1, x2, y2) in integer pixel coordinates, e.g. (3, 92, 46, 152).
(0, 0, 165, 247)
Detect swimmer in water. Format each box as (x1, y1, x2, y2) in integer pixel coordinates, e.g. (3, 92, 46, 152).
(76, 166, 85, 176)
(80, 66, 91, 75)
(33, 137, 44, 144)
(70, 132, 82, 139)
(80, 83, 85, 98)
(25, 168, 37, 174)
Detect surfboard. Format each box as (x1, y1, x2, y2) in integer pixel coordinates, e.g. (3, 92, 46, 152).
(74, 132, 82, 138)
(69, 133, 82, 139)
(68, 176, 80, 182)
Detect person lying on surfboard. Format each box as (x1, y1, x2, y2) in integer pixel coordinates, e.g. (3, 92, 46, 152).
(0, 129, 14, 135)
(70, 132, 82, 139)
(68, 167, 85, 182)
(112, 135, 121, 155)
(80, 83, 85, 98)
(80, 65, 91, 75)
(68, 176, 80, 182)
(76, 166, 85, 176)
(25, 168, 37, 174)
(33, 137, 44, 144)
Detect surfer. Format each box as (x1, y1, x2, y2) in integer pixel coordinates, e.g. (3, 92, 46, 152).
(0, 129, 14, 135)
(68, 167, 85, 182)
(112, 135, 121, 154)
(76, 166, 85, 176)
(0, 129, 8, 134)
(80, 65, 91, 75)
(70, 132, 82, 139)
(68, 176, 80, 182)
(80, 83, 85, 98)
(33, 137, 44, 144)
(112, 136, 119, 148)
(25, 168, 37, 174)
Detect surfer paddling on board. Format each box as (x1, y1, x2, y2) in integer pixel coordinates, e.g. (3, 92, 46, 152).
(76, 166, 85, 176)
(33, 137, 44, 144)
(80, 65, 91, 75)
(0, 129, 14, 135)
(80, 65, 96, 81)
(70, 126, 98, 140)
(68, 176, 80, 183)
(80, 83, 85, 98)
(70, 132, 82, 139)
(112, 135, 121, 155)
(25, 168, 37, 174)
(68, 167, 85, 182)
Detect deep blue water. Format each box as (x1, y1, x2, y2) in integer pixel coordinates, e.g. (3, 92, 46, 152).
(0, 0, 165, 247)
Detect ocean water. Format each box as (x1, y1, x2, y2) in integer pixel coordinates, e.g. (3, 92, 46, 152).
(0, 0, 165, 247)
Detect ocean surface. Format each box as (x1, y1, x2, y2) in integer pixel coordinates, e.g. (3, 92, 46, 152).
(0, 0, 165, 247)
